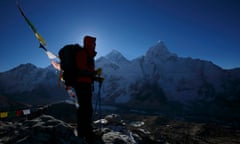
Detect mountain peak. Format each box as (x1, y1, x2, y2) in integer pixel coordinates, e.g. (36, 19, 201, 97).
(145, 41, 177, 58)
(157, 40, 165, 46)
(9, 63, 37, 73)
(106, 49, 124, 58)
(105, 49, 129, 65)
(147, 40, 169, 54)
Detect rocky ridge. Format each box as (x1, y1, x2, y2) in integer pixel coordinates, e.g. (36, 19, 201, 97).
(1, 110, 240, 144)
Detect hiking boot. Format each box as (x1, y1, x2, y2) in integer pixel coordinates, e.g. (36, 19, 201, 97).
(85, 132, 104, 144)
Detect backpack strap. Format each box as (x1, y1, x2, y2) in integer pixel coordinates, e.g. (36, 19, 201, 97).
(58, 68, 63, 87)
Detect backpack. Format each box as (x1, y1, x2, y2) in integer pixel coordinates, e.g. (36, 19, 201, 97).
(58, 44, 82, 86)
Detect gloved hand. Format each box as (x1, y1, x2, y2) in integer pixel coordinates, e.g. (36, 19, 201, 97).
(94, 76, 104, 83)
(67, 89, 76, 98)
(95, 68, 102, 76)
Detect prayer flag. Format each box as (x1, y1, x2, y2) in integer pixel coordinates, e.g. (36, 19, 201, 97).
(0, 112, 8, 118)
(16, 1, 47, 47)
(16, 110, 23, 116)
(23, 109, 31, 115)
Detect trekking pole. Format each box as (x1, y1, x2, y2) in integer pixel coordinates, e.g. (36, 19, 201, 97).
(94, 75, 104, 131)
(94, 80, 102, 115)
(98, 81, 102, 125)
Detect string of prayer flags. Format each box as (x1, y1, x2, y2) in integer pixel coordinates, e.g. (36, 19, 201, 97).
(0, 108, 31, 119)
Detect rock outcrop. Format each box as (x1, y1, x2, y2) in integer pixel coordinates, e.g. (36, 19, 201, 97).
(1, 113, 240, 144)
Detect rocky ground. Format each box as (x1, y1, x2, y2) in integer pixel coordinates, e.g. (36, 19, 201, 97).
(121, 113, 240, 144)
(1, 103, 240, 144)
(0, 114, 159, 144)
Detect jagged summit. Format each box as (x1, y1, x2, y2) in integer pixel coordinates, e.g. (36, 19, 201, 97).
(157, 40, 166, 46)
(8, 63, 37, 73)
(145, 40, 177, 59)
(105, 49, 129, 65)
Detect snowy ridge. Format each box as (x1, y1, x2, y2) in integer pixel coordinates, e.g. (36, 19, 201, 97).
(0, 41, 240, 116)
(105, 49, 130, 65)
(0, 63, 66, 105)
(95, 41, 240, 115)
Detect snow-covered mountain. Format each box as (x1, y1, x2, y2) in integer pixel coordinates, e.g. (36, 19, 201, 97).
(1, 41, 240, 119)
(97, 41, 240, 119)
(0, 64, 67, 105)
(98, 41, 240, 102)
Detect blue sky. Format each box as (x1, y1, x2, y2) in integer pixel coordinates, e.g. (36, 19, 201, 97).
(0, 0, 239, 72)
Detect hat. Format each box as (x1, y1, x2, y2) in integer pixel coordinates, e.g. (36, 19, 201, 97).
(84, 35, 96, 46)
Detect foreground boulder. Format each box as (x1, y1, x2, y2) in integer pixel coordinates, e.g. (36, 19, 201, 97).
(0, 115, 84, 144)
